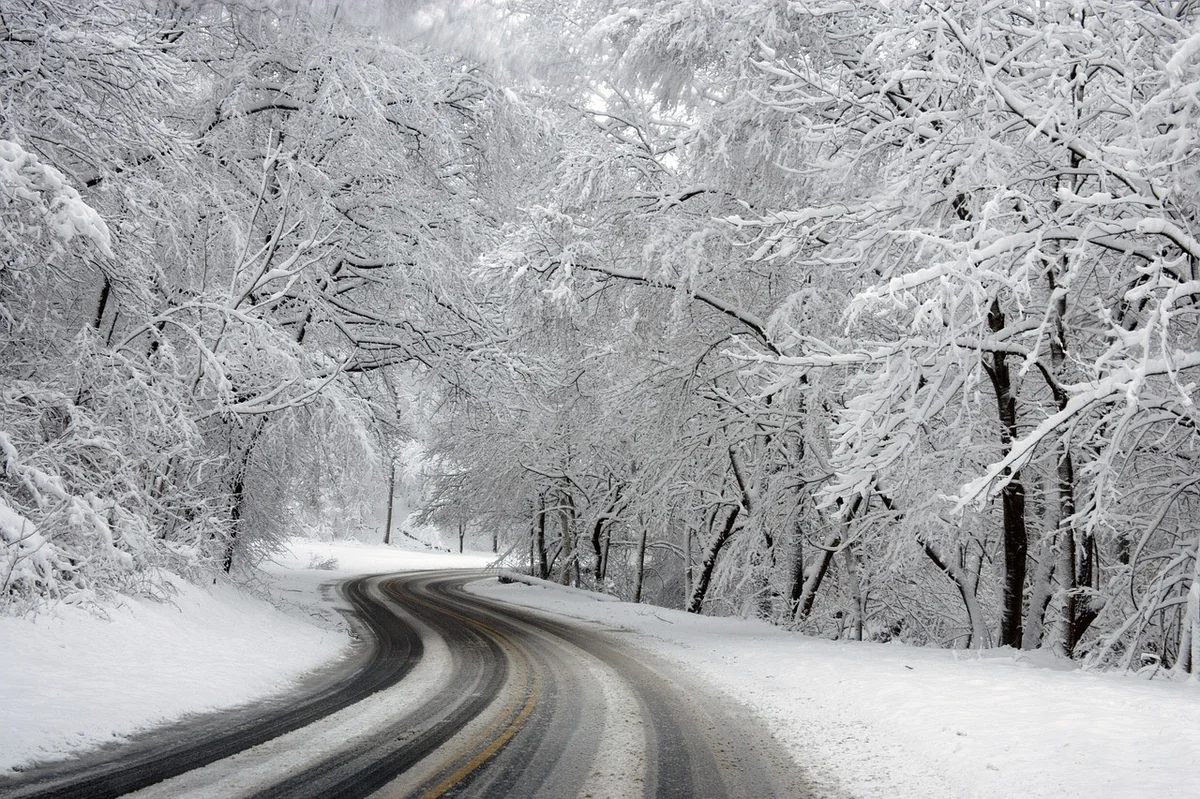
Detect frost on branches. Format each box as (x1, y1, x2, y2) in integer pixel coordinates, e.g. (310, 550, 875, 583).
(3, 0, 1198, 677)
(0, 140, 199, 608)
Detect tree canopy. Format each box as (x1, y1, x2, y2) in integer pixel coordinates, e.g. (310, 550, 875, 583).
(2, 0, 1198, 676)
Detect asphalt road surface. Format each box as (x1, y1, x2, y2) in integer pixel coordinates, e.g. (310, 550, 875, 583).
(0, 570, 819, 798)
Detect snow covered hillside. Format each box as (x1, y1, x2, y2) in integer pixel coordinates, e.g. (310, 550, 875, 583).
(0, 539, 492, 774)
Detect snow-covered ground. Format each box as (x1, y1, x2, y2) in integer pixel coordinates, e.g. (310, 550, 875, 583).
(3, 539, 1198, 798)
(0, 538, 492, 775)
(471, 575, 1200, 799)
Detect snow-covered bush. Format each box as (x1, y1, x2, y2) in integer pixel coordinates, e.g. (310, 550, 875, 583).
(306, 553, 339, 571)
(0, 332, 241, 612)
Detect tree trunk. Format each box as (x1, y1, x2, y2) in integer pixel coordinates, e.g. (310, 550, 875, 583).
(687, 505, 740, 613)
(224, 472, 245, 573)
(999, 478, 1028, 648)
(923, 541, 990, 648)
(842, 546, 864, 641)
(601, 524, 612, 583)
(535, 493, 549, 579)
(383, 460, 396, 545)
(986, 298, 1028, 648)
(633, 522, 648, 603)
(684, 520, 693, 608)
(795, 534, 840, 622)
(1177, 544, 1199, 675)
(1046, 71, 1100, 656)
(788, 515, 805, 611)
(796, 494, 863, 622)
(558, 491, 577, 586)
(591, 517, 604, 581)
(1024, 531, 1056, 649)
(93, 275, 111, 331)
(223, 416, 266, 573)
(592, 485, 621, 584)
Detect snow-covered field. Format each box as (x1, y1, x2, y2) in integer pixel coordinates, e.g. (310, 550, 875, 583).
(3, 539, 1197, 798)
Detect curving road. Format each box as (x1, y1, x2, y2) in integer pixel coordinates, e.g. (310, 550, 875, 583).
(0, 571, 819, 798)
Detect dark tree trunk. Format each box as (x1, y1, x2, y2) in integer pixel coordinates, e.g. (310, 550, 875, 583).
(223, 417, 266, 573)
(796, 536, 838, 621)
(535, 493, 549, 579)
(999, 478, 1028, 648)
(383, 461, 396, 545)
(788, 517, 805, 609)
(93, 275, 111, 331)
(591, 517, 605, 580)
(687, 505, 740, 613)
(986, 298, 1028, 649)
(224, 472, 244, 573)
(796, 493, 864, 622)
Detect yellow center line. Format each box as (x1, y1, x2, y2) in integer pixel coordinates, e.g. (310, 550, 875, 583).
(420, 670, 542, 799)
(381, 578, 544, 799)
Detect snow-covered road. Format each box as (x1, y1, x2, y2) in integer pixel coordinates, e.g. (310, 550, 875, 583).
(2, 569, 810, 798)
(2, 538, 1198, 798)
(471, 575, 1200, 799)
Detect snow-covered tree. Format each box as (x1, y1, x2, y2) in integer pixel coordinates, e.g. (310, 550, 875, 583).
(735, 0, 1200, 665)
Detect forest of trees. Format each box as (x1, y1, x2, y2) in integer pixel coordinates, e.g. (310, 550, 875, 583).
(2, 0, 1198, 676)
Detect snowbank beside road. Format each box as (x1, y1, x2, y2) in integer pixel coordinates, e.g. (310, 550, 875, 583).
(0, 573, 346, 774)
(470, 574, 1200, 799)
(0, 539, 493, 775)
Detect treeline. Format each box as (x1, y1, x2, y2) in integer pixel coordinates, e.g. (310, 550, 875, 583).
(0, 0, 523, 608)
(419, 0, 1200, 675)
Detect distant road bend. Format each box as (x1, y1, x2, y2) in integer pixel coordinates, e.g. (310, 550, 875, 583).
(0, 570, 816, 798)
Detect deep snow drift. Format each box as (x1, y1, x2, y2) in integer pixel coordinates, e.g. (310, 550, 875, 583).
(2, 539, 1197, 798)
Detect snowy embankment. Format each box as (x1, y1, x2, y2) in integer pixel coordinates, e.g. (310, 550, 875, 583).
(470, 576, 1200, 799)
(3, 540, 1197, 798)
(0, 539, 492, 775)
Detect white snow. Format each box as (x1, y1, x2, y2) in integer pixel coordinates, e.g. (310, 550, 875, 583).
(0, 138, 114, 257)
(4, 539, 1198, 798)
(0, 574, 338, 774)
(0, 538, 493, 775)
(469, 574, 1200, 799)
